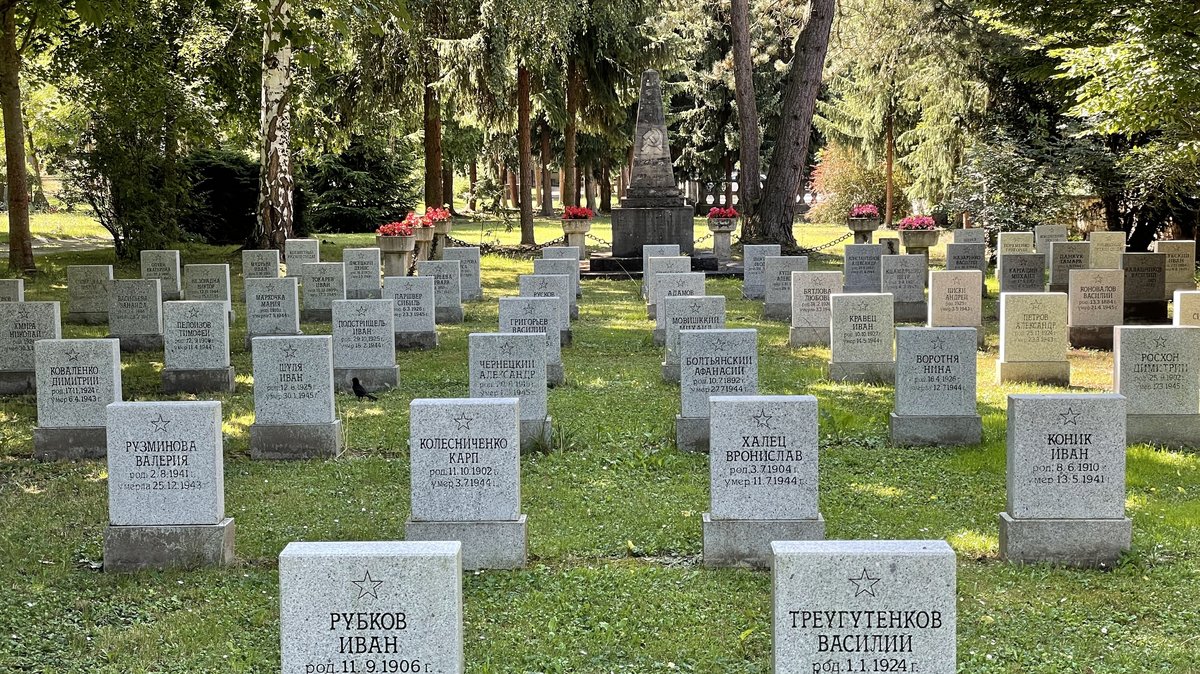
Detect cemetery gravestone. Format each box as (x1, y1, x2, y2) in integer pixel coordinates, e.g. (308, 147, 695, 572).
(242, 249, 281, 279)
(1114, 326, 1200, 447)
(534, 258, 580, 319)
(998, 253, 1046, 294)
(999, 394, 1131, 567)
(519, 274, 572, 346)
(444, 247, 484, 301)
(998, 231, 1035, 256)
(332, 299, 398, 393)
(1034, 224, 1068, 264)
(66, 265, 113, 324)
(643, 256, 692, 320)
(1121, 252, 1168, 323)
(0, 302, 61, 394)
(108, 280, 164, 352)
(1173, 290, 1200, 327)
(384, 276, 438, 350)
(140, 250, 181, 300)
(661, 295, 726, 383)
(278, 541, 463, 674)
(1153, 240, 1197, 295)
(641, 244, 681, 299)
(418, 260, 465, 324)
(1088, 230, 1126, 270)
(405, 398, 527, 570)
(998, 293, 1069, 385)
(676, 329, 758, 453)
(1067, 269, 1124, 350)
(891, 328, 982, 446)
(103, 401, 234, 571)
(162, 301, 235, 393)
(743, 244, 781, 299)
(652, 272, 706, 345)
(772, 540, 957, 674)
(763, 256, 810, 321)
(703, 395, 824, 568)
(881, 255, 928, 322)
(299, 262, 347, 322)
(829, 294, 895, 384)
(843, 244, 883, 293)
(541, 247, 582, 298)
(1047, 241, 1091, 293)
(33, 338, 122, 460)
(500, 297, 564, 386)
(953, 228, 986, 245)
(0, 278, 21, 302)
(878, 236, 900, 256)
(343, 248, 383, 299)
(250, 335, 342, 459)
(245, 277, 302, 349)
(945, 243, 987, 296)
(789, 271, 842, 347)
(183, 264, 234, 320)
(469, 333, 550, 451)
(284, 238, 320, 276)
(928, 270, 984, 346)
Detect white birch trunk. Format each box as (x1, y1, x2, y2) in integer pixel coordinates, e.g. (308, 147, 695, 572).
(256, 0, 294, 251)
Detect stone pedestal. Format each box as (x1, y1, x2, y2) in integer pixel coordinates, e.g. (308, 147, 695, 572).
(763, 303, 791, 321)
(547, 363, 565, 388)
(708, 219, 737, 262)
(1127, 414, 1200, 448)
(396, 331, 438, 350)
(828, 361, 895, 384)
(333, 366, 398, 393)
(675, 415, 710, 453)
(250, 421, 343, 460)
(561, 329, 573, 347)
(162, 367, 236, 395)
(847, 218, 880, 244)
(33, 427, 107, 461)
(405, 515, 527, 571)
(300, 309, 331, 323)
(562, 220, 591, 258)
(435, 306, 465, 324)
(109, 334, 164, 353)
(1124, 300, 1169, 324)
(104, 518, 235, 572)
(661, 361, 680, 383)
(0, 371, 36, 395)
(893, 301, 928, 323)
(1069, 325, 1114, 350)
(702, 513, 825, 568)
(997, 361, 1070, 386)
(67, 312, 107, 325)
(789, 326, 830, 347)
(999, 512, 1131, 568)
(519, 418, 553, 452)
(612, 206, 695, 258)
(889, 413, 982, 446)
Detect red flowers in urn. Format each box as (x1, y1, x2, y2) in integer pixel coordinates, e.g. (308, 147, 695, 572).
(850, 204, 879, 219)
(707, 206, 738, 220)
(897, 215, 937, 231)
(377, 220, 414, 237)
(562, 206, 594, 220)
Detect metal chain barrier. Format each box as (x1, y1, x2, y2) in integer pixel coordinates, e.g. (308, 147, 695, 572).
(585, 233, 612, 246)
(734, 230, 852, 255)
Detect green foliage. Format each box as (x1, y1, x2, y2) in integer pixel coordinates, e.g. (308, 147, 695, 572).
(302, 137, 421, 233)
(806, 144, 911, 224)
(179, 150, 260, 246)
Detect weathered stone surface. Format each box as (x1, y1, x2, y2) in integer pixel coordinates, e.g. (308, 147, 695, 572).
(245, 277, 301, 339)
(999, 293, 1067, 364)
(1121, 252, 1167, 301)
(108, 280, 162, 342)
(879, 237, 900, 256)
(678, 329, 758, 419)
(279, 541, 463, 674)
(843, 244, 883, 293)
(140, 250, 181, 299)
(163, 301, 231, 371)
(252, 336, 336, 425)
(652, 272, 706, 332)
(1068, 269, 1123, 327)
(468, 333, 547, 430)
(103, 519, 234, 572)
(384, 276, 437, 339)
(500, 297, 563, 385)
(519, 274, 571, 331)
(1114, 326, 1200, 415)
(284, 238, 320, 276)
(763, 256, 809, 320)
(342, 248, 382, 299)
(242, 249, 281, 279)
(0, 278, 22, 302)
(533, 259, 581, 320)
(444, 247, 483, 301)
(299, 262, 347, 321)
(332, 300, 397, 391)
(743, 245, 781, 299)
(641, 245, 681, 298)
(952, 228, 986, 244)
(772, 540, 957, 674)
(662, 296, 725, 379)
(1174, 290, 1200, 326)
(789, 271, 841, 347)
(644, 256, 691, 316)
(1048, 241, 1091, 291)
(891, 328, 982, 446)
(35, 338, 122, 432)
(998, 253, 1046, 293)
(612, 207, 696, 258)
(106, 400, 224, 526)
(0, 302, 61, 383)
(1034, 224, 1068, 262)
(541, 247, 581, 300)
(945, 243, 987, 278)
(998, 231, 1035, 256)
(830, 293, 894, 365)
(881, 255, 927, 309)
(1154, 239, 1196, 293)
(183, 264, 233, 315)
(1088, 231, 1126, 270)
(928, 271, 982, 329)
(67, 265, 113, 323)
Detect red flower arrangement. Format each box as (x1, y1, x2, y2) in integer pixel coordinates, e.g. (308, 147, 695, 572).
(850, 204, 879, 219)
(377, 220, 414, 236)
(562, 206, 594, 220)
(707, 206, 738, 219)
(424, 206, 450, 224)
(897, 215, 937, 231)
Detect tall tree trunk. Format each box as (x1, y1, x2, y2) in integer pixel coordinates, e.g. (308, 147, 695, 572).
(468, 160, 477, 211)
(508, 169, 519, 210)
(562, 58, 580, 208)
(1, 3, 33, 271)
(423, 74, 442, 209)
(584, 163, 596, 211)
(757, 0, 837, 248)
(25, 124, 47, 212)
(442, 159, 458, 215)
(730, 0, 763, 240)
(517, 65, 535, 244)
(574, 163, 583, 206)
(540, 124, 553, 215)
(884, 112, 895, 227)
(599, 160, 612, 213)
(534, 154, 543, 210)
(254, 0, 294, 252)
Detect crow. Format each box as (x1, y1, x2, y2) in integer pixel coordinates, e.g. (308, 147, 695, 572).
(351, 377, 378, 401)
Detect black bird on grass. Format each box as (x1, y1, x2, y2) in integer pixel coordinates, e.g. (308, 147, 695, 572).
(351, 377, 378, 401)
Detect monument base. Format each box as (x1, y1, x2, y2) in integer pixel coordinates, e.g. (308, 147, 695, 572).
(109, 334, 163, 353)
(405, 515, 527, 571)
(1124, 301, 1168, 325)
(66, 312, 107, 325)
(893, 301, 928, 323)
(520, 417, 553, 452)
(763, 303, 791, 321)
(1047, 283, 1069, 294)
(569, 305, 579, 321)
(789, 326, 830, 347)
(301, 309, 332, 323)
(34, 426, 107, 461)
(0, 370, 35, 395)
(890, 413, 982, 446)
(395, 331, 438, 350)
(1127, 413, 1200, 448)
(1166, 282, 1196, 295)
(561, 329, 573, 347)
(347, 289, 383, 300)
(611, 206, 695, 258)
(997, 361, 1070, 386)
(653, 328, 665, 346)
(702, 513, 825, 568)
(162, 291, 181, 301)
(590, 256, 643, 274)
(828, 361, 895, 384)
(104, 518, 235, 572)
(434, 306, 464, 324)
(675, 415, 710, 453)
(250, 421, 343, 460)
(646, 303, 657, 321)
(1069, 325, 1114, 350)
(742, 285, 764, 301)
(162, 367, 236, 395)
(334, 367, 398, 394)
(247, 331, 303, 350)
(999, 511, 1131, 568)
(662, 361, 680, 383)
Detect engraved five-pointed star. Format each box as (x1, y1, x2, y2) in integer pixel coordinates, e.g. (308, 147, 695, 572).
(65, 349, 80, 363)
(688, 299, 704, 312)
(848, 568, 881, 598)
(499, 341, 516, 357)
(355, 304, 369, 316)
(149, 414, 171, 433)
(452, 412, 474, 430)
(186, 306, 202, 319)
(850, 299, 870, 313)
(930, 336, 946, 351)
(712, 337, 736, 351)
(1059, 407, 1081, 426)
(282, 344, 299, 359)
(351, 570, 384, 600)
(523, 304, 538, 317)
(752, 409, 773, 429)
(1152, 336, 1169, 349)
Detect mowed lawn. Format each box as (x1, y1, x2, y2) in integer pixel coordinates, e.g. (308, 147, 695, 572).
(0, 232, 1197, 673)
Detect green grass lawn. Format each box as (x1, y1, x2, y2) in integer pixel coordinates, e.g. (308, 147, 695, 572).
(0, 211, 110, 245)
(0, 237, 1197, 673)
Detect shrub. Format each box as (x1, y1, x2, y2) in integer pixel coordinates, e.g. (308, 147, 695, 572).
(303, 137, 420, 233)
(806, 143, 911, 225)
(179, 150, 259, 245)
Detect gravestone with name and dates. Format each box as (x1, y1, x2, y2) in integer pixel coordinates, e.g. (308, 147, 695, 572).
(162, 301, 235, 394)
(1114, 326, 1200, 447)
(1121, 252, 1168, 323)
(468, 333, 550, 451)
(66, 265, 112, 324)
(249, 335, 342, 460)
(140, 250, 181, 300)
(651, 272, 706, 345)
(331, 299, 398, 393)
(789, 271, 842, 347)
(242, 248, 281, 279)
(743, 245, 781, 299)
(499, 297, 564, 386)
(33, 338, 121, 460)
(384, 276, 438, 350)
(763, 256, 810, 321)
(890, 328, 981, 446)
(661, 295, 726, 383)
(1067, 269, 1124, 350)
(998, 293, 1069, 385)
(343, 248, 383, 300)
(0, 301, 61, 395)
(829, 293, 895, 384)
(676, 329, 758, 453)
(245, 277, 302, 350)
(108, 280, 163, 352)
(284, 238, 320, 276)
(299, 262, 347, 323)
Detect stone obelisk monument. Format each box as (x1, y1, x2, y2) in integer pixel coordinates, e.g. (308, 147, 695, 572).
(606, 70, 694, 265)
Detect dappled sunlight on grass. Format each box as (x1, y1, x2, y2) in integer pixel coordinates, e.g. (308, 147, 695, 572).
(947, 528, 998, 558)
(849, 482, 906, 498)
